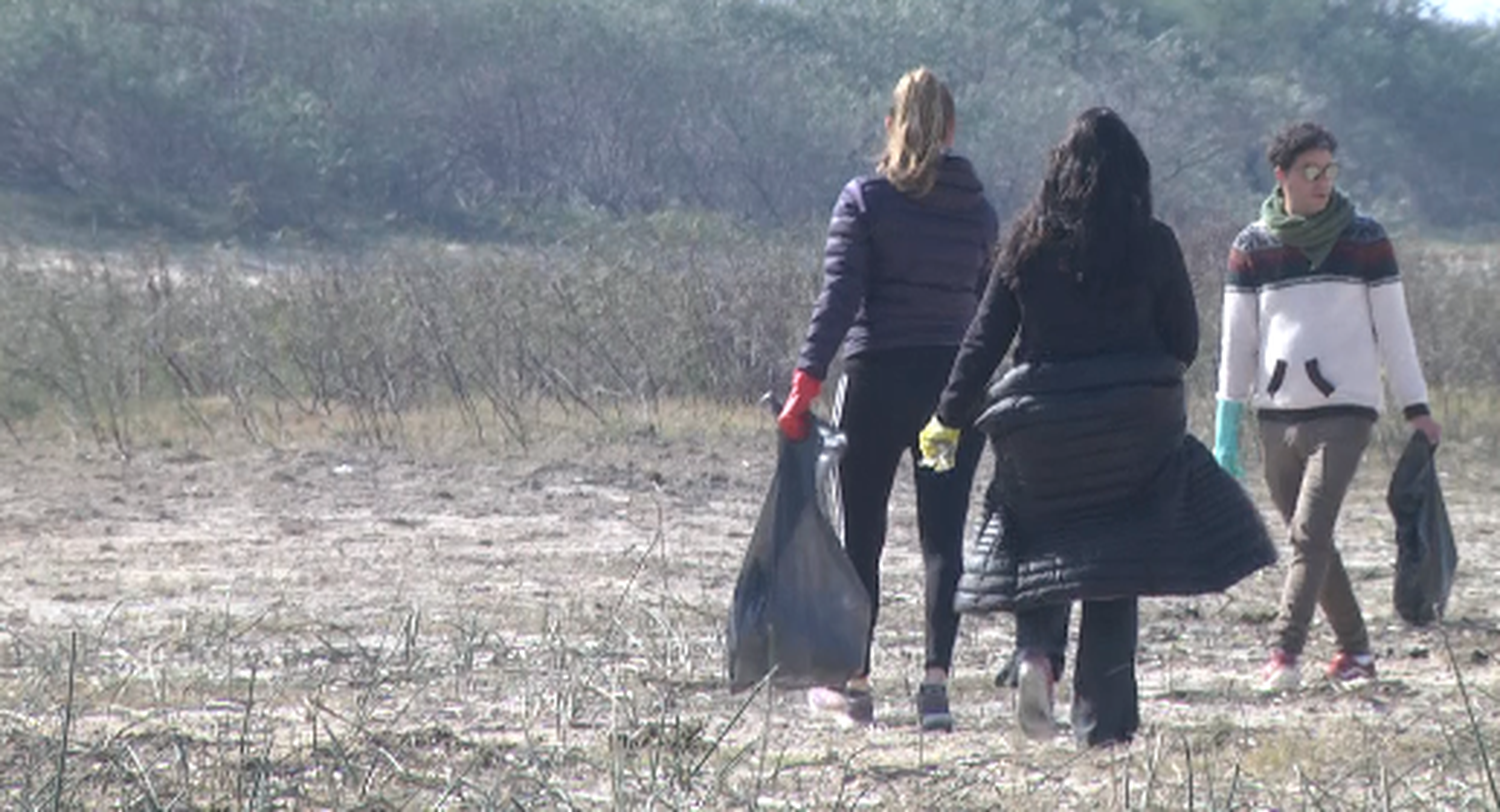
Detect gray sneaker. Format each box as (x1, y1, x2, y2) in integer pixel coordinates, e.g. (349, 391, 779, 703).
(916, 683, 954, 732)
(807, 685, 875, 727)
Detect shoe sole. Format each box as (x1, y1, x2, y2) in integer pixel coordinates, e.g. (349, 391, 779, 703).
(1016, 661, 1056, 740)
(1330, 673, 1377, 690)
(811, 707, 874, 729)
(1258, 669, 1301, 694)
(830, 714, 873, 729)
(920, 712, 954, 732)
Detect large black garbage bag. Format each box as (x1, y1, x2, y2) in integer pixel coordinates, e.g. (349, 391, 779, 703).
(1387, 431, 1458, 626)
(726, 407, 872, 693)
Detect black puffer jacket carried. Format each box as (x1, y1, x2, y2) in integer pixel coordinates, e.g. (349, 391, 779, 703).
(1387, 431, 1457, 626)
(954, 354, 1276, 613)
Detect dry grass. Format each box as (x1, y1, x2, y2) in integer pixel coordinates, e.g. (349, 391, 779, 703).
(0, 234, 1496, 808)
(0, 400, 1497, 810)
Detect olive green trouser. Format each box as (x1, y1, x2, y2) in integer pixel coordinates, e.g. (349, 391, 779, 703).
(1259, 414, 1374, 658)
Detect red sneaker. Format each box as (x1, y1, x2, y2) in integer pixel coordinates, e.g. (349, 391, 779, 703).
(1259, 649, 1301, 693)
(1327, 651, 1377, 684)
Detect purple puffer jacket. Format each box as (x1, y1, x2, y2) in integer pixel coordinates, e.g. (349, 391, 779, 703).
(796, 155, 999, 381)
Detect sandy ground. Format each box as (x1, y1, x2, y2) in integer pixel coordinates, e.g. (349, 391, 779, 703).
(1, 424, 1497, 808)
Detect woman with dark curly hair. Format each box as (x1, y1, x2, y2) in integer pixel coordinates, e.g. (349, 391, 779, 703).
(920, 108, 1274, 747)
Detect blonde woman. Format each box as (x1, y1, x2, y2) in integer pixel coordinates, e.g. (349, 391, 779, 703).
(778, 67, 998, 730)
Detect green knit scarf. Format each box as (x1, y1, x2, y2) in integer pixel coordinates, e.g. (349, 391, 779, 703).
(1259, 187, 1354, 269)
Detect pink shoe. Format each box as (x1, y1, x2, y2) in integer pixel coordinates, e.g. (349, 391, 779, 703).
(807, 685, 874, 727)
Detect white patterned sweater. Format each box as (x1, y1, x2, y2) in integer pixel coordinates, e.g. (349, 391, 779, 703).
(1216, 215, 1430, 420)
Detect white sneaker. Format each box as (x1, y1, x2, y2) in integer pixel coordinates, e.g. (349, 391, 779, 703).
(1258, 649, 1301, 693)
(1015, 653, 1057, 740)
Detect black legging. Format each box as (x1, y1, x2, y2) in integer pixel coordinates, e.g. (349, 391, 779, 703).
(836, 346, 984, 676)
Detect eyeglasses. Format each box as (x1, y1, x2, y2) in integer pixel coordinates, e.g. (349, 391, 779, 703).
(1298, 162, 1340, 183)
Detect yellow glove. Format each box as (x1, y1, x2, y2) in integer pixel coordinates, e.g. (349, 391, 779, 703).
(918, 416, 961, 473)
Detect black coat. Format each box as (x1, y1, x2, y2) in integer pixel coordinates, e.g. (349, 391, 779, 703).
(954, 355, 1276, 613)
(936, 219, 1198, 428)
(796, 155, 999, 381)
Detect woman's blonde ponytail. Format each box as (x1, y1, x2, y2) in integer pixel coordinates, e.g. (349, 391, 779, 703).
(876, 67, 955, 197)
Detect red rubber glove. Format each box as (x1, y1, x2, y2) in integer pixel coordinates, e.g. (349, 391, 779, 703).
(777, 370, 822, 441)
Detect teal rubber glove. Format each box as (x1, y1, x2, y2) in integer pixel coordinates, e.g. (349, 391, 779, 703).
(1213, 398, 1244, 479)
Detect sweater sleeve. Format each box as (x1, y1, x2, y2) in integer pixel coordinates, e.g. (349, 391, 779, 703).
(935, 262, 1021, 427)
(1369, 277, 1430, 417)
(1215, 243, 1260, 402)
(795, 180, 871, 380)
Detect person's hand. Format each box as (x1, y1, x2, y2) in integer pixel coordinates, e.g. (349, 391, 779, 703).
(918, 416, 961, 473)
(1410, 413, 1442, 447)
(1213, 398, 1244, 479)
(776, 370, 822, 441)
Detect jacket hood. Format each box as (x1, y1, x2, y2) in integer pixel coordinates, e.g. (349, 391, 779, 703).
(921, 154, 986, 211)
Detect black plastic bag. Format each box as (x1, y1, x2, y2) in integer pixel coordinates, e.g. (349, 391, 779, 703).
(1387, 431, 1458, 626)
(725, 403, 872, 693)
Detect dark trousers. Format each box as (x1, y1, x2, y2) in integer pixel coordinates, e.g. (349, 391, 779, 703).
(1015, 598, 1139, 746)
(836, 346, 984, 676)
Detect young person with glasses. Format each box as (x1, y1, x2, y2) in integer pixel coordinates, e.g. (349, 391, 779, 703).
(1213, 121, 1442, 692)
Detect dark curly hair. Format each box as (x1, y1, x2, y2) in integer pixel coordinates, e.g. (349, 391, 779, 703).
(996, 107, 1153, 294)
(1267, 122, 1338, 171)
